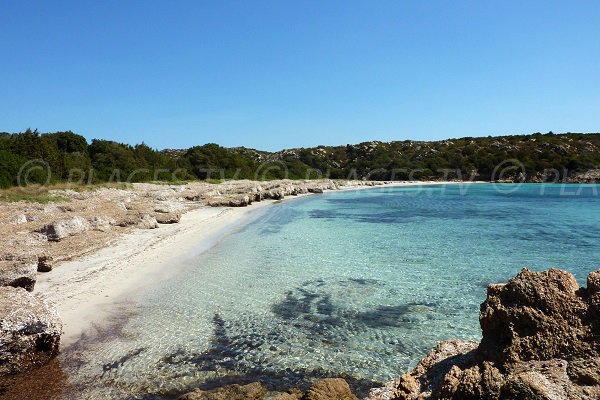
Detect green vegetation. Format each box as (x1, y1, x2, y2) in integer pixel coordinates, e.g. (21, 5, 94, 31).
(1, 129, 600, 188)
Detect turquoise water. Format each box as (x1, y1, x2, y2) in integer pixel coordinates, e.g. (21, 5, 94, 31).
(63, 184, 600, 399)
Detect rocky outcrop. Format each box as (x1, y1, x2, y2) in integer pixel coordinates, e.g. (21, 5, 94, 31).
(367, 268, 600, 400)
(0, 287, 62, 376)
(39, 216, 91, 241)
(0, 256, 37, 292)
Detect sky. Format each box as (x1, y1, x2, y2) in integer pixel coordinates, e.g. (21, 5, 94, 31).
(1, 0, 599, 151)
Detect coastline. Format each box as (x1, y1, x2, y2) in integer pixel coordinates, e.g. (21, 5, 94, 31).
(35, 198, 285, 348)
(36, 180, 471, 349)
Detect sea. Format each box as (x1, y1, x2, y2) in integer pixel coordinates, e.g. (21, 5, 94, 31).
(59, 183, 600, 399)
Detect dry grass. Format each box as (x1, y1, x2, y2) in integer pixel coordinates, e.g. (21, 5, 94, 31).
(0, 182, 134, 203)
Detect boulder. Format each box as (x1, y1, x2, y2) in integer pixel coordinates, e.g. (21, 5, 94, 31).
(304, 378, 357, 400)
(40, 216, 91, 241)
(367, 268, 600, 400)
(177, 382, 267, 400)
(37, 255, 53, 273)
(479, 268, 593, 365)
(0, 257, 38, 292)
(116, 214, 159, 229)
(138, 214, 159, 229)
(89, 216, 115, 232)
(155, 212, 181, 224)
(154, 201, 185, 214)
(0, 287, 62, 376)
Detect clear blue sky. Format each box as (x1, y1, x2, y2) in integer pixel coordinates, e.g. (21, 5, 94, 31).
(1, 0, 599, 151)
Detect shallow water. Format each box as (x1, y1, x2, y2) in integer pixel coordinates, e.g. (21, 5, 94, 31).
(61, 183, 600, 399)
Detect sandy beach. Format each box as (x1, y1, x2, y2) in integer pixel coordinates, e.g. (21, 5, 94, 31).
(35, 198, 284, 348)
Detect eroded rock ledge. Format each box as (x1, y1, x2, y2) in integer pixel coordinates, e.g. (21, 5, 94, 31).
(0, 287, 62, 376)
(367, 268, 600, 400)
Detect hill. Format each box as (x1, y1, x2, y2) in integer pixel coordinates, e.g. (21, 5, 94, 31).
(2, 130, 600, 188)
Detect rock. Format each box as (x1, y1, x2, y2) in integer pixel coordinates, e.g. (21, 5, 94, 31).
(588, 270, 600, 293)
(270, 393, 302, 400)
(115, 214, 159, 229)
(304, 378, 357, 400)
(138, 214, 159, 229)
(270, 389, 303, 399)
(155, 212, 181, 224)
(207, 195, 251, 207)
(567, 358, 600, 385)
(37, 255, 53, 273)
(0, 257, 38, 292)
(40, 216, 91, 241)
(367, 268, 600, 400)
(10, 215, 27, 225)
(116, 215, 139, 227)
(89, 216, 115, 232)
(154, 201, 185, 213)
(479, 268, 593, 365)
(177, 382, 267, 400)
(0, 287, 62, 376)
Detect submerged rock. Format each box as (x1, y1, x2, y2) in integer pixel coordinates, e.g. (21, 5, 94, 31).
(0, 287, 62, 376)
(367, 268, 600, 400)
(177, 382, 267, 400)
(176, 379, 358, 400)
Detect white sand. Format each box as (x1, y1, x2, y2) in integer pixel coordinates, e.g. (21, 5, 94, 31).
(36, 181, 478, 348)
(36, 199, 284, 347)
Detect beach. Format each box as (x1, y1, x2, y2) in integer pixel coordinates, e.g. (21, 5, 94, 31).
(34, 180, 470, 349)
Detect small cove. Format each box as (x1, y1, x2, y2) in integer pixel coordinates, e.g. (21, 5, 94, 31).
(58, 184, 600, 399)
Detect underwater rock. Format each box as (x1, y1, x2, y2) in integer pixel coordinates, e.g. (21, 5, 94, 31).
(177, 382, 267, 400)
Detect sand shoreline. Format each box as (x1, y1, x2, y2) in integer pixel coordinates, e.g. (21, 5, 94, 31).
(35, 181, 477, 349)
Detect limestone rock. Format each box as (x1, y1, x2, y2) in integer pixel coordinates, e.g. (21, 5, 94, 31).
(40, 216, 91, 241)
(177, 382, 267, 400)
(155, 212, 181, 224)
(138, 214, 159, 229)
(304, 378, 357, 400)
(154, 201, 185, 214)
(0, 287, 62, 376)
(89, 216, 115, 232)
(0, 257, 38, 292)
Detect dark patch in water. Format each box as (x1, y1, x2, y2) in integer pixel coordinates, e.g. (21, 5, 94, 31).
(102, 347, 147, 376)
(154, 280, 437, 399)
(159, 312, 382, 398)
